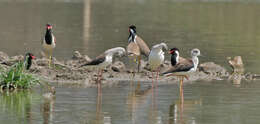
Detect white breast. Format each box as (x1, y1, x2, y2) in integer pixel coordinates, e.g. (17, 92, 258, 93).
(148, 49, 164, 70)
(42, 34, 56, 50)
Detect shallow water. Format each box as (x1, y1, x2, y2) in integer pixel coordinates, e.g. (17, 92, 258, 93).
(1, 0, 260, 124)
(1, 80, 260, 124)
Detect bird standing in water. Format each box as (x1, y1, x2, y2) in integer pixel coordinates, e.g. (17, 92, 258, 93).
(42, 24, 56, 67)
(148, 42, 168, 86)
(162, 48, 201, 89)
(127, 25, 150, 76)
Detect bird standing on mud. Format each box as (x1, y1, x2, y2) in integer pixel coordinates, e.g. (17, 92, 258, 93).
(24, 53, 35, 70)
(42, 24, 56, 67)
(81, 47, 126, 81)
(81, 47, 125, 96)
(127, 25, 150, 76)
(162, 48, 201, 89)
(148, 42, 168, 86)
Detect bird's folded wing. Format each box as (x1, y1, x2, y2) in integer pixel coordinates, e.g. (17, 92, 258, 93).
(127, 42, 140, 56)
(162, 60, 194, 75)
(136, 36, 150, 57)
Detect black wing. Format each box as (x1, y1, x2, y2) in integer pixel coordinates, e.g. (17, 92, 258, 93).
(162, 60, 194, 75)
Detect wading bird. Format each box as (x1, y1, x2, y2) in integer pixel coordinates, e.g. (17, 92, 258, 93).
(148, 42, 168, 86)
(127, 25, 150, 75)
(81, 47, 126, 81)
(42, 24, 56, 67)
(162, 48, 201, 89)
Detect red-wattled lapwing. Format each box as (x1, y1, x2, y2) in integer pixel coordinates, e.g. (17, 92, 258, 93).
(1, 53, 35, 69)
(127, 25, 150, 76)
(162, 48, 201, 89)
(24, 53, 35, 70)
(148, 42, 168, 86)
(42, 24, 56, 67)
(81, 47, 126, 81)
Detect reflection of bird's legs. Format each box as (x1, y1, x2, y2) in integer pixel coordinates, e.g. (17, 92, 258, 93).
(97, 69, 103, 100)
(96, 82, 102, 123)
(151, 71, 154, 89)
(179, 82, 184, 124)
(156, 67, 160, 85)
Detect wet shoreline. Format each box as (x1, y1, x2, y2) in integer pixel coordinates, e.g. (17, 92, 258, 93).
(0, 51, 258, 87)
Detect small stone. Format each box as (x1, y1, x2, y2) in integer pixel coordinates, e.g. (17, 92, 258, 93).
(72, 51, 82, 60)
(36, 58, 49, 66)
(0, 51, 9, 62)
(199, 62, 228, 77)
(111, 61, 125, 72)
(227, 56, 244, 74)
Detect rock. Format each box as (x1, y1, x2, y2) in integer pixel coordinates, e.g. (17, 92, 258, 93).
(66, 52, 91, 68)
(111, 61, 125, 72)
(1, 55, 24, 66)
(0, 51, 9, 62)
(199, 62, 229, 77)
(72, 51, 82, 60)
(227, 56, 244, 74)
(36, 58, 49, 66)
(10, 55, 24, 61)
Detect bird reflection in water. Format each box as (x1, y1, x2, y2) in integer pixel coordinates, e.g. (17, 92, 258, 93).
(168, 85, 201, 124)
(96, 81, 102, 124)
(41, 94, 55, 124)
(149, 82, 163, 124)
(95, 80, 111, 124)
(127, 81, 153, 123)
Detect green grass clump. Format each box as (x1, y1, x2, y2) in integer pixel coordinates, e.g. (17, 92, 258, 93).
(0, 61, 40, 90)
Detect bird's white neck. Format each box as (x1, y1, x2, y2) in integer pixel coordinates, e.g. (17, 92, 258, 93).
(105, 54, 113, 65)
(175, 51, 180, 64)
(192, 56, 199, 71)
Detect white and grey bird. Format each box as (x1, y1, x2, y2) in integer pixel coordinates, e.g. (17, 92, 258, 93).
(162, 48, 201, 88)
(81, 47, 126, 81)
(148, 42, 168, 84)
(42, 23, 56, 67)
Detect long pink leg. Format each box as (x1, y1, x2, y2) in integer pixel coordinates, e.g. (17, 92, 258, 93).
(152, 72, 154, 89)
(156, 68, 160, 86)
(155, 67, 160, 96)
